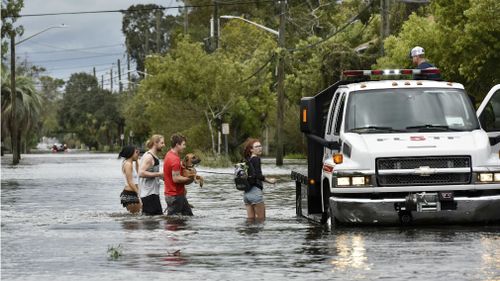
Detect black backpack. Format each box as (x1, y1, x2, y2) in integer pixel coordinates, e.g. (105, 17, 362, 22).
(234, 160, 253, 192)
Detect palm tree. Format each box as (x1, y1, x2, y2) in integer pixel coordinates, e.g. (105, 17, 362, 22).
(1, 65, 42, 161)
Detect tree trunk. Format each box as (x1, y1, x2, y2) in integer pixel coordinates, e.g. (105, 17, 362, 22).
(11, 34, 19, 165)
(205, 111, 216, 155)
(16, 128, 22, 160)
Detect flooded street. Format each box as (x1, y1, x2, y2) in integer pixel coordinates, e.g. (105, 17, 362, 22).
(1, 154, 499, 281)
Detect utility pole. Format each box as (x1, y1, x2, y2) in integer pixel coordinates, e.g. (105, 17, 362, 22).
(101, 74, 104, 89)
(10, 32, 19, 164)
(380, 0, 390, 54)
(184, 3, 188, 34)
(110, 67, 113, 92)
(145, 31, 149, 56)
(276, 0, 286, 166)
(213, 0, 219, 49)
(7, 24, 66, 164)
(117, 59, 122, 94)
(127, 54, 131, 90)
(93, 67, 96, 80)
(156, 10, 161, 53)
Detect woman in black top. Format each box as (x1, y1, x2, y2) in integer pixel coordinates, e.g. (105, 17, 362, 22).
(242, 138, 276, 221)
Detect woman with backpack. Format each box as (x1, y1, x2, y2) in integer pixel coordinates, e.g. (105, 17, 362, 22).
(242, 138, 276, 221)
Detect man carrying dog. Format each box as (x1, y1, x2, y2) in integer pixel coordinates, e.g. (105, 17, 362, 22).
(163, 133, 194, 216)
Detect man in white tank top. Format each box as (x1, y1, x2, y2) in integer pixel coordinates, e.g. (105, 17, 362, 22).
(139, 135, 165, 215)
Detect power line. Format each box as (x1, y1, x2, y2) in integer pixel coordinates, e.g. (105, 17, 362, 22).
(18, 43, 123, 54)
(29, 52, 124, 64)
(239, 53, 275, 83)
(287, 0, 374, 52)
(7, 1, 275, 18)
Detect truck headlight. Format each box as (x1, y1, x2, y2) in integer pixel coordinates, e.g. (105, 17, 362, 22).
(478, 173, 493, 182)
(495, 173, 500, 182)
(337, 177, 351, 186)
(351, 176, 366, 185)
(336, 176, 371, 187)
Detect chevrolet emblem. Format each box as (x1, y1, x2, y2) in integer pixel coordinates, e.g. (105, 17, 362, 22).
(415, 166, 434, 176)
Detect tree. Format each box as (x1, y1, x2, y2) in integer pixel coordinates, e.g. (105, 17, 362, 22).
(58, 73, 121, 150)
(377, 0, 500, 98)
(125, 32, 276, 155)
(122, 4, 178, 73)
(1, 0, 24, 60)
(1, 65, 42, 157)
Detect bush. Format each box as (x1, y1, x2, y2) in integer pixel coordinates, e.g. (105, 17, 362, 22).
(193, 149, 233, 168)
(285, 153, 306, 159)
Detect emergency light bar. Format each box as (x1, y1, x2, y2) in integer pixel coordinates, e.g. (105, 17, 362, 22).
(342, 68, 440, 79)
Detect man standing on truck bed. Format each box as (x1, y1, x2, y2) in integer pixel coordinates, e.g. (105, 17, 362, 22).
(410, 46, 440, 80)
(410, 46, 435, 69)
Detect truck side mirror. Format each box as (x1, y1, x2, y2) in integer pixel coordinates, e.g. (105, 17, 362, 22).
(306, 134, 340, 150)
(300, 97, 316, 134)
(490, 135, 500, 146)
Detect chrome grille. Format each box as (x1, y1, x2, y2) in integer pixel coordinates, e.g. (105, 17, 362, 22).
(376, 156, 471, 186)
(377, 156, 471, 170)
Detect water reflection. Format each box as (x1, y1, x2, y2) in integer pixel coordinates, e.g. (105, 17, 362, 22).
(164, 217, 188, 232)
(329, 232, 371, 272)
(480, 235, 500, 281)
(120, 218, 161, 231)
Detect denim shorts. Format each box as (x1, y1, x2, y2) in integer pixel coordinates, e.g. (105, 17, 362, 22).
(243, 186, 264, 205)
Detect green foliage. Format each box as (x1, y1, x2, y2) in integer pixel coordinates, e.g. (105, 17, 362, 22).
(1, 0, 24, 60)
(1, 65, 42, 153)
(59, 73, 121, 150)
(125, 34, 276, 154)
(107, 244, 123, 260)
(122, 4, 178, 72)
(284, 153, 306, 160)
(37, 76, 64, 137)
(192, 149, 232, 168)
(376, 14, 439, 69)
(377, 0, 500, 98)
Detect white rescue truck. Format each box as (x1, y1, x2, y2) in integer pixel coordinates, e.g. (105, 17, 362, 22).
(291, 69, 500, 226)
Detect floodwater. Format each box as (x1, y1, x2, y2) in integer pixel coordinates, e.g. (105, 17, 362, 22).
(1, 153, 499, 281)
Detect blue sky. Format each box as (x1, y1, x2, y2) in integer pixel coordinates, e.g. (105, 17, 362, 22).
(15, 0, 180, 90)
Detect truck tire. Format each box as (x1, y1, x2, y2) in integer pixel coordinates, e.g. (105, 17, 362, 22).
(329, 204, 339, 230)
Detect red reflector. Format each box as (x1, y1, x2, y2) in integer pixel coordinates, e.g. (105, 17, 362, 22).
(323, 165, 334, 173)
(410, 136, 426, 141)
(401, 69, 413, 75)
(421, 68, 441, 74)
(343, 70, 364, 77)
(371, 70, 383, 75)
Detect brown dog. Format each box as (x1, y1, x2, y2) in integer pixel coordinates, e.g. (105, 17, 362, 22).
(181, 153, 204, 187)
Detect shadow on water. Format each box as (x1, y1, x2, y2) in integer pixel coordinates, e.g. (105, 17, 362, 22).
(120, 216, 190, 232)
(236, 219, 266, 236)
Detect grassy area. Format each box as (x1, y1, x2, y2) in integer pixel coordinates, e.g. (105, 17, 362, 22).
(193, 149, 233, 168)
(284, 153, 306, 159)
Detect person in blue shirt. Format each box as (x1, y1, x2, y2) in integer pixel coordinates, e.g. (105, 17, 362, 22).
(410, 46, 435, 69)
(410, 46, 440, 79)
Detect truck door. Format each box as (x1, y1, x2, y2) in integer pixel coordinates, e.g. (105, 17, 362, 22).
(477, 84, 500, 151)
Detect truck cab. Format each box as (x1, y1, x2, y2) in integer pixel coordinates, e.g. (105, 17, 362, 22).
(292, 69, 500, 226)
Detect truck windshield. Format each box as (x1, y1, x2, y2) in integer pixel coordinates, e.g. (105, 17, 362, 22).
(345, 88, 480, 133)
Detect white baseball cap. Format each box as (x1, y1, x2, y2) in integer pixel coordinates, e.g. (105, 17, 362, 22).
(410, 46, 425, 58)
